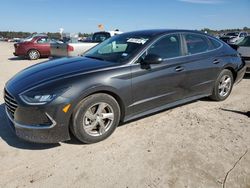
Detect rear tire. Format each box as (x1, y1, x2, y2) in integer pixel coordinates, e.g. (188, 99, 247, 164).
(28, 49, 40, 60)
(210, 69, 234, 101)
(71, 93, 120, 144)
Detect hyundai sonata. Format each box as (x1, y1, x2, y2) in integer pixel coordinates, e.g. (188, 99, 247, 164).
(4, 29, 246, 143)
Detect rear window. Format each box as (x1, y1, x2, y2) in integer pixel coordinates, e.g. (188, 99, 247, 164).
(185, 34, 210, 55)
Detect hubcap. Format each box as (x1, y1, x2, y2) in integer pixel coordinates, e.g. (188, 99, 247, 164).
(83, 102, 114, 137)
(29, 51, 38, 59)
(218, 75, 232, 97)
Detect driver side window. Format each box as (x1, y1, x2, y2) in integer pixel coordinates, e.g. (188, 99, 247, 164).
(147, 34, 181, 59)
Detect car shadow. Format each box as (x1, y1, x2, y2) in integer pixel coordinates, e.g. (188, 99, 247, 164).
(63, 135, 83, 145)
(8, 57, 27, 61)
(0, 104, 60, 150)
(220, 108, 250, 118)
(244, 73, 250, 79)
(8, 57, 49, 61)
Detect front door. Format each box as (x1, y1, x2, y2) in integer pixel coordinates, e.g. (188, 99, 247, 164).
(130, 34, 188, 116)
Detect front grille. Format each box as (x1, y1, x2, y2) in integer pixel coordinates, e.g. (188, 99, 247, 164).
(4, 88, 18, 118)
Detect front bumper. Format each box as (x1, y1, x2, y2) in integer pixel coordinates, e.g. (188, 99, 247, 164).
(5, 104, 71, 143)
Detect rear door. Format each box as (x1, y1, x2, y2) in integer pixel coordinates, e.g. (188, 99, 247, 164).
(181, 33, 222, 97)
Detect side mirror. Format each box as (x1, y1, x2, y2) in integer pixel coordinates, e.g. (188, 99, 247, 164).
(142, 54, 163, 64)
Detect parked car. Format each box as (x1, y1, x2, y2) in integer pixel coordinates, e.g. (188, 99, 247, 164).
(230, 36, 250, 73)
(50, 30, 122, 57)
(4, 29, 246, 144)
(220, 32, 248, 44)
(13, 34, 61, 60)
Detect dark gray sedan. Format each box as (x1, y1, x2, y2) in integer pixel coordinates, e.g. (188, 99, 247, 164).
(4, 29, 246, 144)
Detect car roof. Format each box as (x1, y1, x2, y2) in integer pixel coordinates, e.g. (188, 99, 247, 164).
(123, 29, 205, 37)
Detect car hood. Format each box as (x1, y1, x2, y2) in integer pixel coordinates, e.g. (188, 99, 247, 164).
(6, 57, 118, 94)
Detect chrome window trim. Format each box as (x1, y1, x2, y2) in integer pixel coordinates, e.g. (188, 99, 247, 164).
(130, 32, 223, 65)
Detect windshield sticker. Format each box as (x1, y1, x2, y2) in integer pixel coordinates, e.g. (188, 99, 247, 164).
(127, 38, 148, 44)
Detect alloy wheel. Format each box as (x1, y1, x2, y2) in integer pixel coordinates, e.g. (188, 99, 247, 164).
(83, 102, 114, 137)
(218, 75, 232, 97)
(29, 50, 39, 60)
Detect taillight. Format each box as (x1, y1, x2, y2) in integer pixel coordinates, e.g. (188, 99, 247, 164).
(67, 45, 74, 52)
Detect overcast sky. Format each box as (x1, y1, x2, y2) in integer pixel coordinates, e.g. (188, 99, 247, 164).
(1, 0, 249, 33)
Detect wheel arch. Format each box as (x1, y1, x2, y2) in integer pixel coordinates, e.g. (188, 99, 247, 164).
(92, 90, 125, 121)
(72, 87, 126, 122)
(223, 66, 237, 81)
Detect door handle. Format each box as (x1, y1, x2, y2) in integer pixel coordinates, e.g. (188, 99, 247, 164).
(213, 59, 220, 64)
(175, 66, 184, 72)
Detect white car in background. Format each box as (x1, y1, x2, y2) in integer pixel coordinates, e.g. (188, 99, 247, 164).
(220, 31, 248, 44)
(228, 31, 248, 44)
(50, 30, 122, 57)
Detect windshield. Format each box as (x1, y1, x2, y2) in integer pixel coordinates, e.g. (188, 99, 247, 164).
(84, 33, 152, 63)
(226, 32, 238, 37)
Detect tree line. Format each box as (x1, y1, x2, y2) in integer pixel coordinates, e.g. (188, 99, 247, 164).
(0, 31, 92, 39)
(1, 27, 250, 39)
(201, 27, 250, 35)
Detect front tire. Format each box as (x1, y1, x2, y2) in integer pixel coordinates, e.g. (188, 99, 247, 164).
(210, 69, 234, 101)
(71, 93, 121, 144)
(28, 49, 40, 60)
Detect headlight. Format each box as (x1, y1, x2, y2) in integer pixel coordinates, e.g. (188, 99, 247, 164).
(20, 94, 57, 105)
(19, 87, 70, 105)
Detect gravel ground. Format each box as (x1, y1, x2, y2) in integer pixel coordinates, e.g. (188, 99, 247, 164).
(0, 42, 249, 188)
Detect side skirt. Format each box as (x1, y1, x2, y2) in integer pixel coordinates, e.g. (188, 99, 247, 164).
(123, 94, 210, 122)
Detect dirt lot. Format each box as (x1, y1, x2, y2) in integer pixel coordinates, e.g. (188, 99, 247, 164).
(0, 42, 249, 188)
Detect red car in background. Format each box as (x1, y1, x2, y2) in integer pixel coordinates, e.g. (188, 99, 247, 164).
(14, 34, 54, 60)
